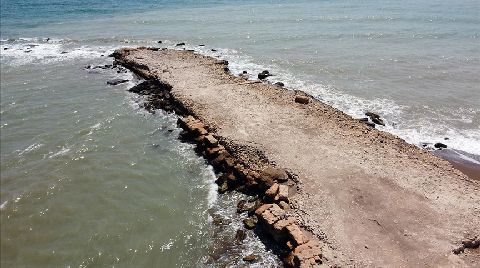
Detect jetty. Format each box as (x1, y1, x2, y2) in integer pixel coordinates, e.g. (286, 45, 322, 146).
(113, 47, 480, 267)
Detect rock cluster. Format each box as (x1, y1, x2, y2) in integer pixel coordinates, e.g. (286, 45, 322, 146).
(176, 114, 326, 267)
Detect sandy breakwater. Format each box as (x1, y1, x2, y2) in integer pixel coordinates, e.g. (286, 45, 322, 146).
(113, 47, 479, 267)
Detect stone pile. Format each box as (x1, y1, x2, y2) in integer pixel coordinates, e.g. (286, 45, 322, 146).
(176, 115, 326, 267)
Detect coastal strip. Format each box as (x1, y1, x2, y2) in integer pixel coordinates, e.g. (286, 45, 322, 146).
(113, 47, 480, 267)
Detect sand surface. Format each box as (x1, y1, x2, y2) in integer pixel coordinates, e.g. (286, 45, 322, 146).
(116, 48, 480, 267)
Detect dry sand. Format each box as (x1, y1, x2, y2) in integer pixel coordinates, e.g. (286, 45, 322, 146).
(115, 48, 480, 267)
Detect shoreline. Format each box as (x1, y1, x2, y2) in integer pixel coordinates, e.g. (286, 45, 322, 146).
(113, 47, 480, 267)
(433, 149, 480, 181)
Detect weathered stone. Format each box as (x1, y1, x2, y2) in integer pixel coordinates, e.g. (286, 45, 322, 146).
(218, 181, 228, 194)
(295, 96, 310, 104)
(243, 254, 259, 262)
(275, 184, 289, 202)
(243, 215, 258, 229)
(266, 183, 280, 199)
(286, 224, 310, 246)
(212, 216, 231, 226)
(237, 200, 247, 213)
(224, 157, 235, 169)
(292, 241, 323, 267)
(258, 204, 285, 226)
(235, 229, 247, 241)
(204, 134, 218, 147)
(272, 217, 296, 241)
(255, 204, 273, 217)
(205, 145, 224, 158)
(279, 200, 290, 210)
(261, 167, 288, 182)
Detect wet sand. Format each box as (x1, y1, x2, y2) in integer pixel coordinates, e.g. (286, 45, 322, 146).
(114, 47, 480, 267)
(434, 149, 480, 181)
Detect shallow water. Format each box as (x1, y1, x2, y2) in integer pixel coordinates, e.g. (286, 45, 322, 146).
(1, 0, 479, 266)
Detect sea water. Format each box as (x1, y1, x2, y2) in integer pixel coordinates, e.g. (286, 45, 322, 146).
(1, 0, 479, 266)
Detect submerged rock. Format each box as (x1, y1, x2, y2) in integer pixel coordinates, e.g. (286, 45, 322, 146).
(243, 215, 258, 229)
(218, 181, 228, 193)
(243, 254, 259, 262)
(274, 82, 284, 87)
(235, 229, 247, 241)
(107, 79, 129, 86)
(176, 42, 185, 46)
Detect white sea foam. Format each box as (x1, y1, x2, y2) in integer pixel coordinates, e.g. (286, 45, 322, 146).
(17, 143, 44, 156)
(0, 40, 117, 66)
(0, 201, 7, 210)
(48, 146, 71, 158)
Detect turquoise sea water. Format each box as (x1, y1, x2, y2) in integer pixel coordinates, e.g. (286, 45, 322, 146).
(1, 0, 479, 267)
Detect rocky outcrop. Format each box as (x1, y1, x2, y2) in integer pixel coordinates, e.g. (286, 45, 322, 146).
(120, 71, 329, 267)
(295, 96, 310, 105)
(107, 79, 129, 85)
(365, 111, 385, 126)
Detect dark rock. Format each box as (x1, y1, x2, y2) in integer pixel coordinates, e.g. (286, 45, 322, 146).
(444, 137, 449, 140)
(218, 181, 228, 193)
(453, 245, 465, 255)
(85, 65, 91, 69)
(212, 215, 231, 226)
(365, 111, 385, 126)
(46, 38, 50, 42)
(243, 215, 258, 229)
(371, 117, 385, 126)
(129, 79, 172, 95)
(176, 42, 185, 46)
(359, 117, 369, 122)
(198, 44, 205, 47)
(261, 70, 270, 75)
(3, 48, 8, 50)
(243, 254, 259, 262)
(274, 82, 284, 87)
(24, 50, 32, 53)
(107, 79, 129, 86)
(60, 51, 68, 54)
(434, 143, 447, 149)
(365, 121, 376, 128)
(295, 96, 310, 104)
(237, 200, 247, 213)
(365, 111, 380, 119)
(157, 40, 162, 43)
(258, 73, 269, 80)
(211, 49, 217, 52)
(242, 70, 248, 74)
(235, 229, 247, 241)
